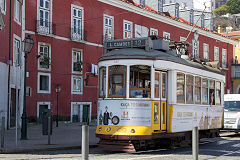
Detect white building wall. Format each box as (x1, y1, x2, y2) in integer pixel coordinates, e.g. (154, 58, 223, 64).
(0, 62, 9, 128)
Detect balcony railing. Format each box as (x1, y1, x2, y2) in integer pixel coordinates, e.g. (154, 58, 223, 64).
(36, 20, 56, 35)
(70, 28, 87, 41)
(231, 63, 240, 78)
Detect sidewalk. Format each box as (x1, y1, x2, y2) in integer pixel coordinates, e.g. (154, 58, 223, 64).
(0, 122, 99, 153)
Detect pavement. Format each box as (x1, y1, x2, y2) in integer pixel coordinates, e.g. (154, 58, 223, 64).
(0, 121, 99, 153)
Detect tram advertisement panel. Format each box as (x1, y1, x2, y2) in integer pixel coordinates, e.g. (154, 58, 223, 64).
(171, 105, 223, 132)
(98, 100, 151, 126)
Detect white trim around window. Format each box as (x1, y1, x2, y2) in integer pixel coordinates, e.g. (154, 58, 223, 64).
(72, 49, 83, 73)
(71, 75, 83, 94)
(37, 72, 51, 94)
(103, 14, 114, 40)
(71, 4, 84, 42)
(38, 42, 51, 71)
(214, 46, 219, 61)
(163, 31, 170, 41)
(203, 43, 209, 59)
(150, 28, 158, 36)
(222, 48, 227, 68)
(14, 0, 21, 25)
(37, 102, 51, 118)
(123, 20, 133, 39)
(13, 34, 21, 67)
(0, 0, 6, 15)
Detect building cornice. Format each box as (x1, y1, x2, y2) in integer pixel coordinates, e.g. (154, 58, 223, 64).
(98, 0, 237, 45)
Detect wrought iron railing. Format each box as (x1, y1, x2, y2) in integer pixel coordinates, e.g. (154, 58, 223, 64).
(36, 20, 56, 35)
(70, 27, 87, 41)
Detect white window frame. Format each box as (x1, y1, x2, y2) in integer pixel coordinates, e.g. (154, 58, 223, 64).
(71, 4, 84, 41)
(203, 43, 209, 59)
(214, 46, 219, 61)
(0, 0, 6, 15)
(71, 75, 83, 94)
(38, 42, 51, 71)
(70, 102, 92, 123)
(14, 0, 21, 25)
(123, 20, 133, 39)
(37, 102, 51, 119)
(150, 28, 158, 36)
(37, 72, 51, 94)
(103, 14, 114, 40)
(135, 24, 149, 38)
(37, 0, 52, 34)
(13, 34, 21, 67)
(163, 31, 170, 41)
(222, 48, 227, 68)
(72, 49, 83, 73)
(192, 39, 199, 58)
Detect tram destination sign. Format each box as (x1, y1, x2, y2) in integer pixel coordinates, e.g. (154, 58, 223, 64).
(105, 37, 150, 50)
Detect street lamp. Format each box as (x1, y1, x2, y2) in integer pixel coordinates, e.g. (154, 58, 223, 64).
(21, 35, 34, 140)
(55, 84, 61, 127)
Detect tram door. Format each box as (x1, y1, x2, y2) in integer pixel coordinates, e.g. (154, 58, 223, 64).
(152, 71, 167, 131)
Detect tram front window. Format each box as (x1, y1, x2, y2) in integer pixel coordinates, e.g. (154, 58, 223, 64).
(130, 65, 151, 98)
(108, 65, 127, 97)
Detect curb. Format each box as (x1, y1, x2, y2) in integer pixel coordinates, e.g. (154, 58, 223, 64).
(0, 144, 98, 154)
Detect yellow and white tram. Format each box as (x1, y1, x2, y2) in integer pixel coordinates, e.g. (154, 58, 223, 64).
(95, 37, 225, 151)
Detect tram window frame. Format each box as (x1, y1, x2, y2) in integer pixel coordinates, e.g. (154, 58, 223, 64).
(154, 72, 160, 98)
(177, 73, 185, 103)
(162, 72, 167, 99)
(186, 75, 194, 104)
(202, 78, 208, 105)
(108, 65, 127, 98)
(209, 80, 215, 105)
(215, 81, 221, 105)
(194, 76, 201, 104)
(99, 67, 106, 98)
(129, 65, 151, 98)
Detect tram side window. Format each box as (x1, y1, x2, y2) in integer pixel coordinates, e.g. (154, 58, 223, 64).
(177, 73, 185, 103)
(155, 72, 160, 98)
(130, 65, 151, 98)
(215, 81, 221, 105)
(186, 75, 193, 103)
(195, 76, 201, 104)
(209, 80, 215, 105)
(99, 67, 106, 98)
(108, 65, 127, 97)
(162, 72, 167, 99)
(202, 79, 208, 104)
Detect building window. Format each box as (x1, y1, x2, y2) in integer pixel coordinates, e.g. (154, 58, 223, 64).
(177, 73, 185, 103)
(123, 20, 132, 39)
(135, 24, 148, 38)
(214, 46, 219, 61)
(13, 38, 20, 67)
(186, 75, 193, 103)
(103, 14, 114, 40)
(38, 72, 51, 94)
(0, 0, 6, 13)
(72, 50, 82, 72)
(38, 43, 50, 69)
(72, 76, 83, 94)
(222, 48, 227, 68)
(195, 76, 201, 104)
(37, 0, 51, 34)
(71, 5, 84, 41)
(14, 0, 21, 23)
(192, 40, 199, 58)
(163, 32, 170, 41)
(203, 43, 209, 59)
(150, 28, 158, 36)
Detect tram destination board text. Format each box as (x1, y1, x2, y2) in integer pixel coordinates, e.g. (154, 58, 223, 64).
(105, 38, 148, 49)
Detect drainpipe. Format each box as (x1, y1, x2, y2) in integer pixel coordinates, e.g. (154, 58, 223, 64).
(7, 0, 12, 129)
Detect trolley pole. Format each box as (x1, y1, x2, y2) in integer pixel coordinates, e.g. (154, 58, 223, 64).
(192, 126, 199, 160)
(82, 125, 89, 160)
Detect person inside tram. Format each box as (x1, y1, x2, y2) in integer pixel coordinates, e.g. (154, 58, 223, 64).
(209, 90, 215, 105)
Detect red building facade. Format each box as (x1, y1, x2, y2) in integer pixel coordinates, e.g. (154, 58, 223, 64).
(21, 0, 235, 122)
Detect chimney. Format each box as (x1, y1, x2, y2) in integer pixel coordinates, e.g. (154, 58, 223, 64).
(217, 25, 223, 33)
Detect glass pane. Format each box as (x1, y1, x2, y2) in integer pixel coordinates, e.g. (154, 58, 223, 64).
(78, 20, 81, 34)
(186, 85, 193, 103)
(99, 67, 106, 97)
(40, 0, 43, 7)
(74, 9, 76, 16)
(109, 18, 112, 25)
(202, 88, 208, 104)
(40, 75, 49, 91)
(40, 10, 44, 25)
(45, 0, 49, 9)
(216, 81, 221, 90)
(154, 72, 160, 98)
(162, 73, 166, 98)
(215, 90, 221, 105)
(210, 80, 215, 89)
(202, 79, 208, 88)
(177, 73, 185, 103)
(154, 103, 159, 124)
(78, 10, 81, 17)
(195, 87, 201, 103)
(177, 73, 184, 83)
(195, 76, 201, 86)
(108, 65, 127, 97)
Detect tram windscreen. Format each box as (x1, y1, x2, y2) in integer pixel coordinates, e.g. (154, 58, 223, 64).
(224, 101, 240, 111)
(130, 65, 151, 98)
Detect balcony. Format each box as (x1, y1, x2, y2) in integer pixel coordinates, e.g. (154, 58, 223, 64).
(70, 28, 87, 42)
(36, 20, 56, 35)
(231, 63, 240, 78)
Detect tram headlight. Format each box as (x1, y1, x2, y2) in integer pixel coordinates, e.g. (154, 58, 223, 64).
(112, 116, 120, 125)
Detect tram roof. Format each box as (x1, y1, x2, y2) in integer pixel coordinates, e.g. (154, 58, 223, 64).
(99, 48, 225, 75)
